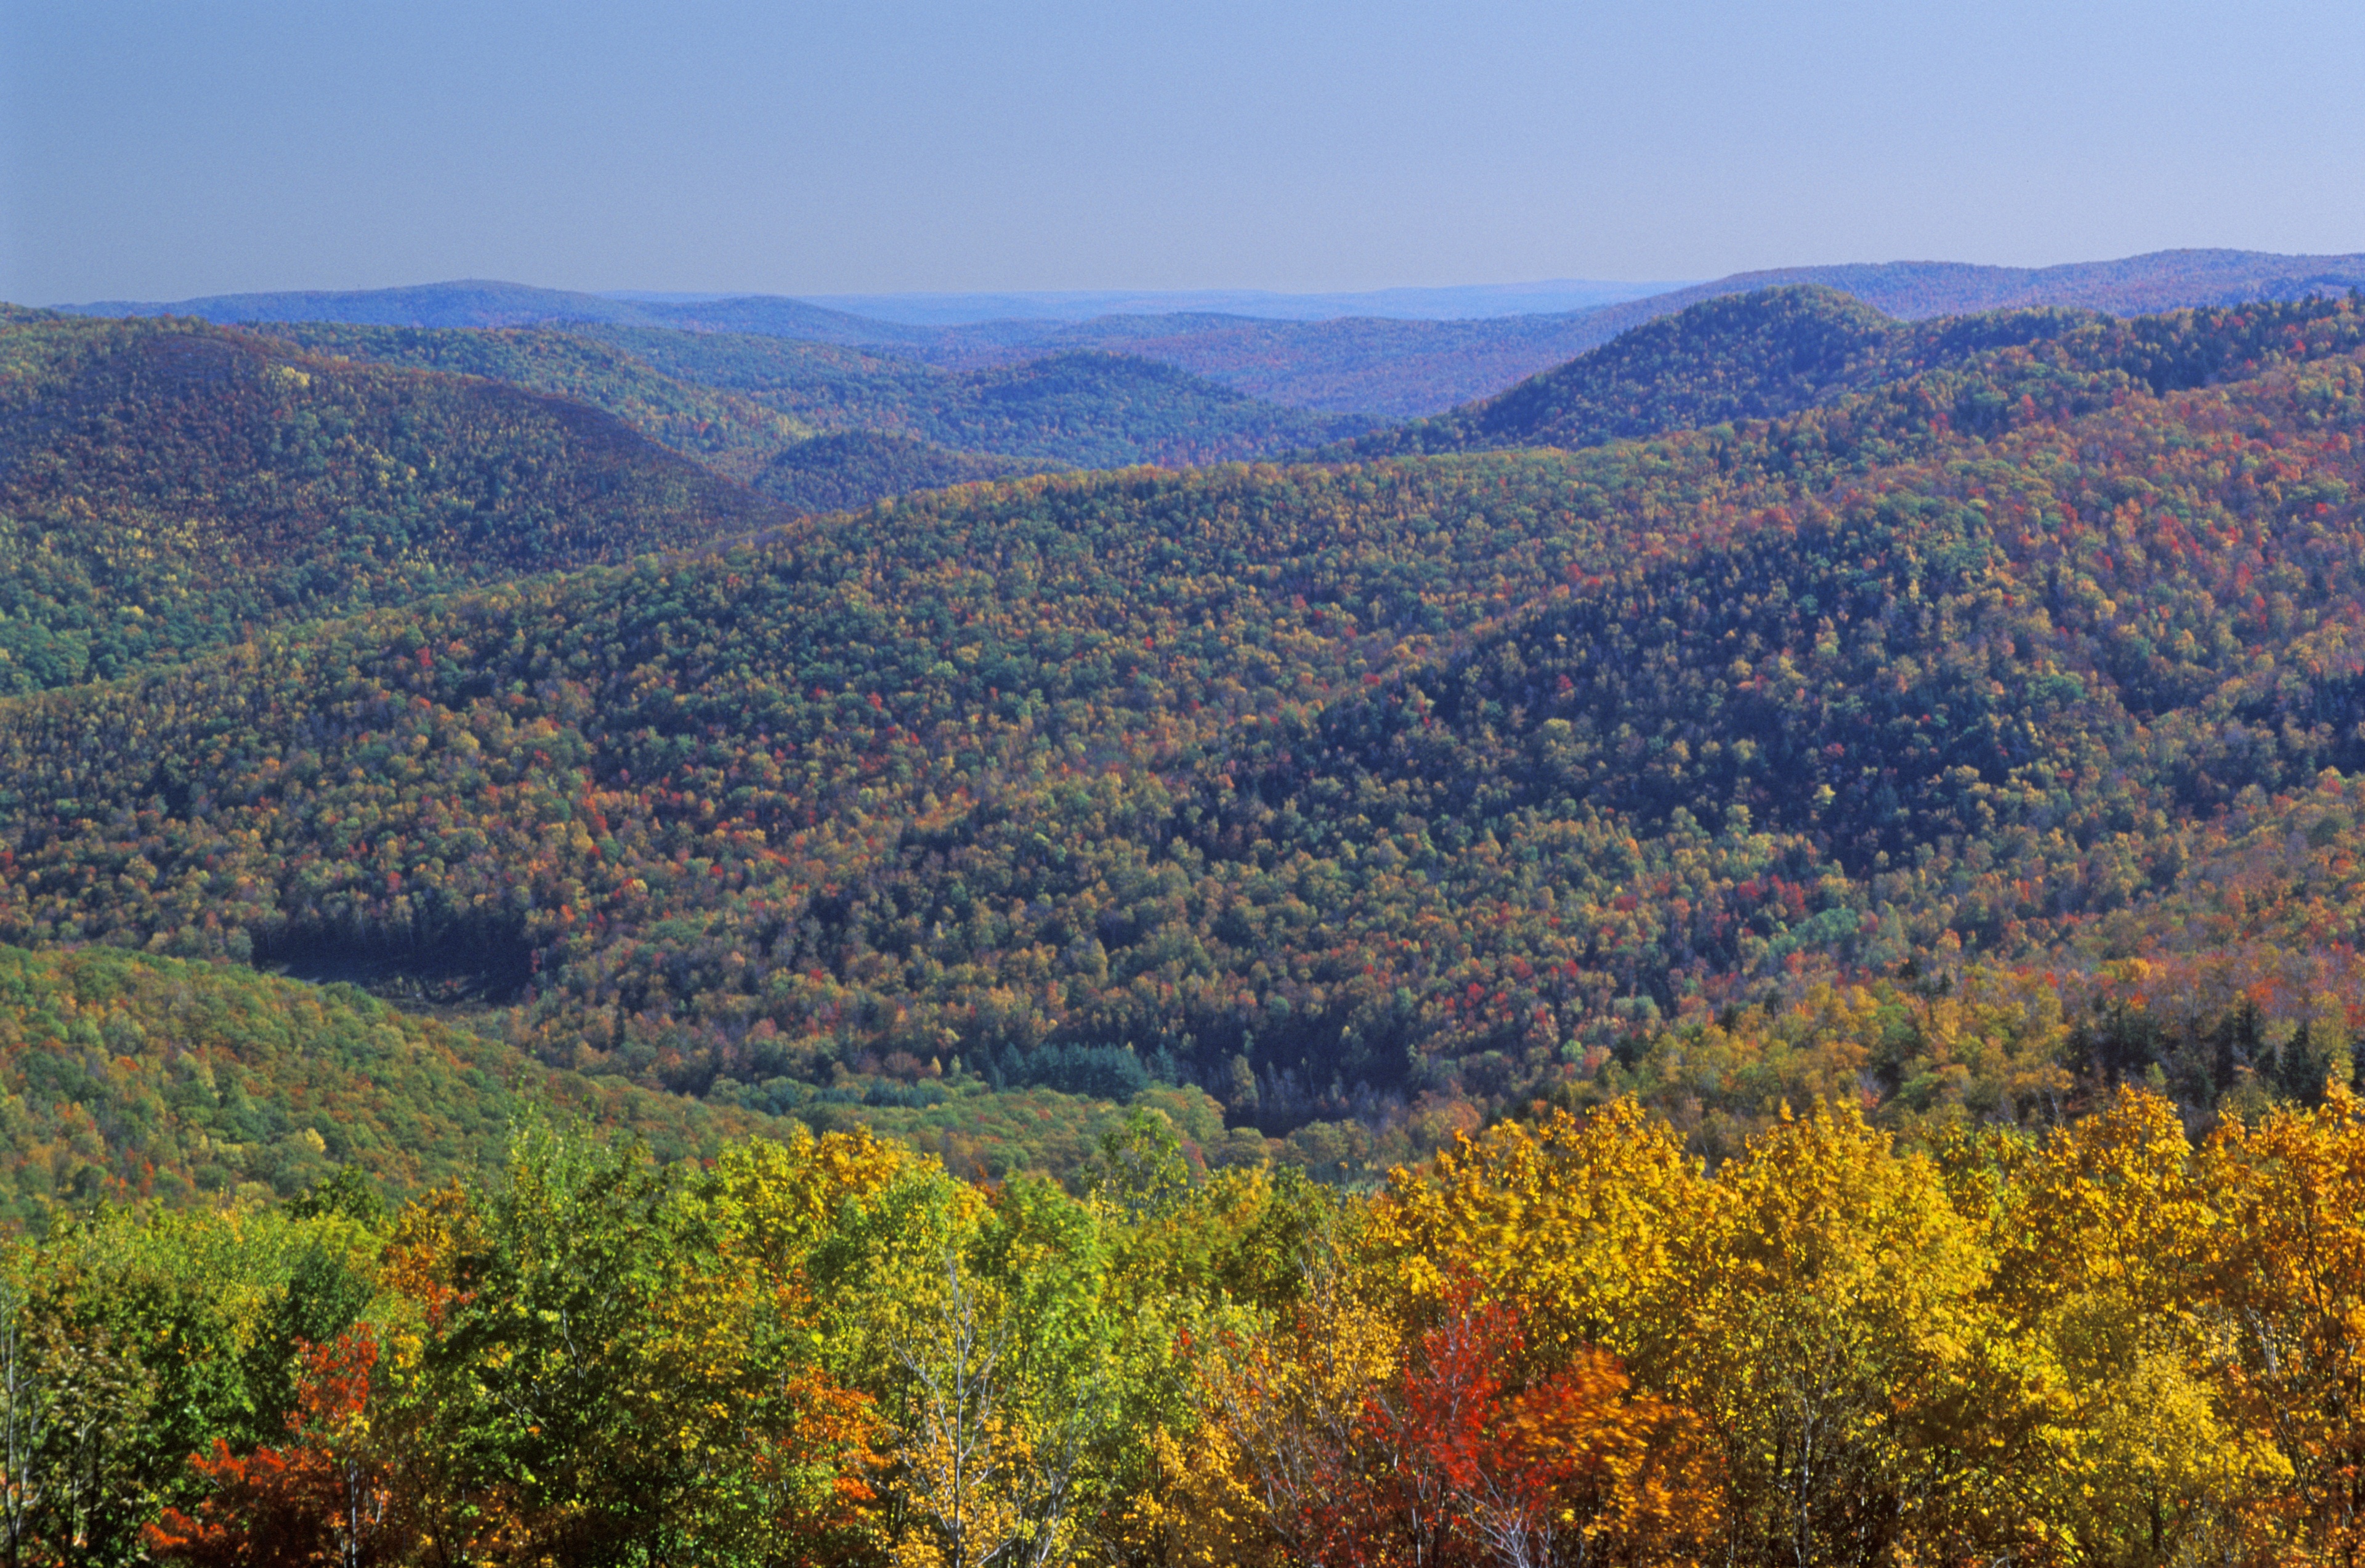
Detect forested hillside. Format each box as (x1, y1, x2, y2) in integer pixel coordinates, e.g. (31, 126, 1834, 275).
(255, 321, 1046, 510)
(0, 939, 1251, 1231)
(22, 272, 2365, 1568)
(1361, 283, 2365, 456)
(8, 295, 2365, 1174)
(0, 943, 802, 1222)
(1352, 286, 2071, 454)
(76, 248, 2365, 418)
(974, 312, 1640, 416)
(1566, 246, 2365, 346)
(264, 322, 1365, 491)
(250, 321, 814, 482)
(605, 335, 1368, 467)
(0, 312, 785, 690)
(751, 431, 1048, 514)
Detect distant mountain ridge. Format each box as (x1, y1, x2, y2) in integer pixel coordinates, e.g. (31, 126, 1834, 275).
(785, 280, 1690, 324)
(1350, 266, 2365, 458)
(259, 322, 1370, 505)
(0, 313, 788, 690)
(52, 248, 2365, 418)
(72, 278, 664, 329)
(67, 278, 1687, 328)
(1564, 247, 2365, 342)
(1348, 285, 2096, 456)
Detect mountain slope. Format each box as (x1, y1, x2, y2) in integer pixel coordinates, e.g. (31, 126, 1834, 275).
(981, 249, 2365, 416)
(251, 322, 1060, 512)
(7, 297, 2365, 1168)
(60, 285, 1649, 416)
(752, 430, 1049, 512)
(909, 351, 1373, 463)
(253, 321, 813, 482)
(1353, 286, 1914, 454)
(1357, 282, 2365, 456)
(66, 251, 2365, 421)
(0, 315, 786, 689)
(995, 313, 1622, 417)
(1564, 248, 2365, 350)
(261, 323, 1367, 481)
(581, 329, 1373, 459)
(0, 942, 798, 1223)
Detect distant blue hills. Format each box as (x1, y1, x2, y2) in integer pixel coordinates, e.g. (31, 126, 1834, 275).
(774, 281, 1693, 325)
(64, 277, 1689, 329)
(51, 249, 2365, 419)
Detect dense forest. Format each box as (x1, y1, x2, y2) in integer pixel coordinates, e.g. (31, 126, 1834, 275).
(13, 267, 2365, 1560)
(0, 312, 788, 690)
(66, 280, 1656, 414)
(15, 1091, 2365, 1566)
(264, 321, 1365, 499)
(0, 942, 803, 1222)
(570, 331, 1371, 462)
(4, 294, 2365, 1179)
(1354, 282, 2365, 456)
(239, 321, 818, 483)
(753, 432, 1046, 515)
(0, 940, 1240, 1222)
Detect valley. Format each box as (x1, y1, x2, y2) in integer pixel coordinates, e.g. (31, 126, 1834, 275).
(14, 254, 2365, 1565)
(7, 277, 2365, 1181)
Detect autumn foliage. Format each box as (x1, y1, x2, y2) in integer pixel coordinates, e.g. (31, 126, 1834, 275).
(2, 1089, 2365, 1564)
(14, 295, 2365, 1188)
(18, 282, 2365, 1564)
(145, 1328, 391, 1568)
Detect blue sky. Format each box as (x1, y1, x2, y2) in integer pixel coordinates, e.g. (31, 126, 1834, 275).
(5, 0, 2363, 304)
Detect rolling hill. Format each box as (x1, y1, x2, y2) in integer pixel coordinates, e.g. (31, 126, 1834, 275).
(6, 294, 2365, 1174)
(751, 431, 1049, 514)
(66, 278, 905, 343)
(572, 332, 1373, 464)
(1349, 285, 1919, 455)
(248, 320, 814, 482)
(0, 936, 1243, 1224)
(62, 249, 2365, 419)
(1566, 246, 2365, 343)
(0, 312, 788, 691)
(798, 277, 1688, 323)
(0, 940, 792, 1222)
(1354, 281, 2365, 457)
(259, 322, 1368, 490)
(28, 272, 2365, 1568)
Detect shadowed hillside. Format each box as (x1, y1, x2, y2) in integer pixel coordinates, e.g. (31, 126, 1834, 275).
(0, 313, 786, 689)
(251, 320, 813, 482)
(261, 323, 1370, 493)
(8, 297, 2365, 1174)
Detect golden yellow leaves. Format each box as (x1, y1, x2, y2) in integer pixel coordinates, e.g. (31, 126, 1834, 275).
(1195, 1089, 2365, 1566)
(1369, 1098, 1699, 1361)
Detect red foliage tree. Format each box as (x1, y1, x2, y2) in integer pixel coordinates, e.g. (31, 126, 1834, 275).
(145, 1327, 394, 1568)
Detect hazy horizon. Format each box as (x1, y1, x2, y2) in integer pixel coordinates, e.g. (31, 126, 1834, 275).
(52, 274, 1705, 323)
